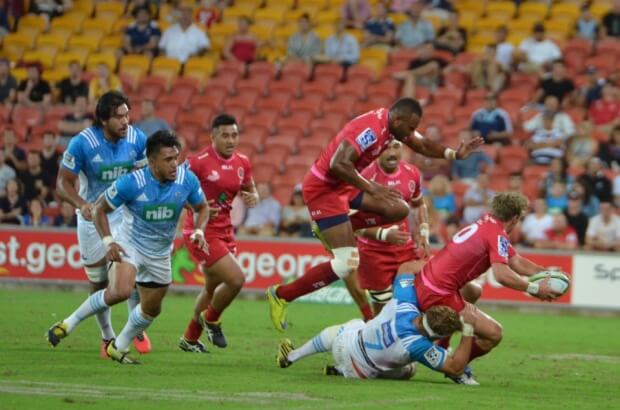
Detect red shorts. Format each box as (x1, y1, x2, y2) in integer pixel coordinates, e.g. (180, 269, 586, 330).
(414, 273, 465, 313)
(183, 233, 237, 268)
(302, 171, 360, 221)
(358, 245, 415, 291)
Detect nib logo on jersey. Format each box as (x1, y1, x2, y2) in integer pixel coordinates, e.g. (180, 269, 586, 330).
(143, 204, 177, 221)
(98, 163, 133, 182)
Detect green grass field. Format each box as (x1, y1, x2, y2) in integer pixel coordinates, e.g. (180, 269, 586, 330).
(0, 287, 619, 410)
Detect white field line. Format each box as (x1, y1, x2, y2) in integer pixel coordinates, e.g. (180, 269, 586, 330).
(529, 353, 620, 364)
(0, 380, 319, 404)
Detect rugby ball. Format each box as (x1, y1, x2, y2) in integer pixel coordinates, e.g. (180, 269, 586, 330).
(529, 270, 571, 296)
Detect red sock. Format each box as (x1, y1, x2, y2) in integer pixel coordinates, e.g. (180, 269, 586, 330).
(360, 303, 374, 321)
(276, 261, 339, 302)
(183, 318, 203, 342)
(350, 212, 385, 230)
(468, 341, 491, 362)
(437, 336, 451, 350)
(204, 304, 221, 323)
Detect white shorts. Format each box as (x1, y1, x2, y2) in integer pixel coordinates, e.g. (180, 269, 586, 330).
(117, 237, 172, 286)
(77, 210, 122, 281)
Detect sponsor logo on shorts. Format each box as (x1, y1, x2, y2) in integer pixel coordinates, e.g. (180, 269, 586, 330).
(424, 346, 443, 368)
(498, 235, 509, 258)
(144, 204, 177, 221)
(355, 128, 377, 151)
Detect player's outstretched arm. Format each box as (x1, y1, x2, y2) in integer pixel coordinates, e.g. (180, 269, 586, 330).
(57, 167, 91, 219)
(492, 263, 557, 301)
(508, 254, 545, 277)
(403, 131, 484, 160)
(357, 226, 409, 245)
(411, 197, 430, 257)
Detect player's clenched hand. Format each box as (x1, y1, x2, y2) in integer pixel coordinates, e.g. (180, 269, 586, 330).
(241, 191, 258, 208)
(80, 203, 94, 221)
(460, 303, 478, 328)
(416, 237, 431, 258)
(368, 181, 401, 206)
(535, 278, 559, 301)
(106, 242, 126, 263)
(190, 229, 209, 255)
(207, 199, 220, 219)
(455, 136, 484, 159)
(385, 229, 409, 245)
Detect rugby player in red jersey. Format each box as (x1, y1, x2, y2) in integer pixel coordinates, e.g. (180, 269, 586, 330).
(399, 191, 561, 384)
(267, 97, 483, 330)
(179, 114, 258, 352)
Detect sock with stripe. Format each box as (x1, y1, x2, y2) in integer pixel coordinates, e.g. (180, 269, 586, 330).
(94, 307, 116, 341)
(126, 287, 140, 315)
(288, 325, 340, 363)
(115, 305, 153, 351)
(276, 262, 339, 302)
(204, 304, 221, 323)
(183, 318, 203, 342)
(65, 289, 109, 333)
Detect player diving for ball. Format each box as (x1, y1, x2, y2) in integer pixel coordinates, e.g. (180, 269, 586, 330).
(276, 272, 477, 382)
(267, 97, 484, 329)
(47, 91, 152, 356)
(49, 131, 210, 364)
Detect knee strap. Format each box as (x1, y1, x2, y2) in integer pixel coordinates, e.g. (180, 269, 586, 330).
(85, 265, 108, 283)
(368, 286, 393, 304)
(330, 247, 359, 279)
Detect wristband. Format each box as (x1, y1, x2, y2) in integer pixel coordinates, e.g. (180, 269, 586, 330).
(102, 236, 115, 247)
(527, 282, 540, 296)
(419, 223, 430, 241)
(444, 148, 457, 160)
(376, 228, 389, 241)
(462, 323, 474, 337)
(193, 229, 204, 237)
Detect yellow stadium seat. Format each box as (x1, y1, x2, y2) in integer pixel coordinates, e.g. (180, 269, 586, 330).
(4, 32, 35, 50)
(69, 35, 102, 52)
(550, 3, 580, 21)
(507, 19, 536, 36)
(254, 6, 288, 24)
(315, 9, 339, 25)
(96, 2, 125, 18)
(273, 24, 297, 40)
(468, 33, 494, 51)
(100, 35, 124, 53)
(486, 1, 516, 19)
(485, 11, 513, 24)
(12, 67, 28, 82)
(209, 22, 237, 37)
(36, 33, 68, 51)
(86, 52, 117, 71)
(113, 18, 132, 33)
(73, 0, 94, 15)
(360, 47, 388, 65)
(474, 19, 502, 36)
(388, 12, 408, 25)
(223, 5, 258, 20)
(285, 8, 312, 22)
(507, 33, 528, 47)
(151, 56, 181, 75)
(315, 24, 334, 41)
(120, 54, 151, 79)
(299, 0, 327, 9)
(50, 15, 83, 33)
(297, 4, 321, 17)
(545, 19, 573, 40)
(82, 18, 114, 34)
(184, 56, 217, 77)
(43, 67, 70, 84)
(591, 3, 611, 19)
(19, 26, 43, 42)
(455, 1, 485, 16)
(18, 13, 47, 32)
(1, 44, 25, 62)
(359, 57, 384, 78)
(250, 25, 274, 42)
(55, 50, 89, 67)
(518, 2, 548, 21)
(23, 47, 58, 68)
(345, 28, 364, 43)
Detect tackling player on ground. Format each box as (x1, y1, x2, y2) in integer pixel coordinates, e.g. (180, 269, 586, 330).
(276, 272, 477, 381)
(49, 131, 209, 364)
(267, 98, 483, 329)
(48, 91, 151, 356)
(179, 114, 258, 352)
(402, 191, 561, 384)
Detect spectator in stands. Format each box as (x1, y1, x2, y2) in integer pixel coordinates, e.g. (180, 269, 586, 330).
(462, 172, 493, 225)
(123, 6, 161, 58)
(287, 13, 322, 64)
(567, 120, 598, 168)
(577, 67, 604, 109)
(124, 0, 156, 18)
(341, 0, 371, 29)
(2, 128, 26, 172)
(574, 175, 601, 218)
(546, 181, 568, 213)
(396, 42, 447, 97)
(601, 0, 620, 38)
(411, 124, 450, 179)
(279, 185, 312, 238)
(434, 11, 466, 55)
(534, 212, 578, 250)
(541, 157, 574, 198)
(470, 44, 506, 95)
(614, 175, 620, 208)
(451, 129, 493, 184)
(21, 198, 51, 227)
(565, 190, 589, 246)
(588, 82, 620, 133)
(54, 200, 77, 227)
(362, 1, 395, 47)
(585, 200, 620, 251)
(223, 16, 259, 65)
(40, 130, 60, 190)
(523, 95, 575, 137)
(321, 19, 360, 81)
(238, 182, 281, 236)
(134, 99, 171, 138)
(534, 61, 576, 106)
(88, 63, 122, 106)
(56, 60, 88, 105)
(597, 126, 620, 170)
(521, 198, 553, 246)
(575, 4, 599, 41)
(470, 94, 513, 145)
(17, 63, 51, 107)
(58, 96, 94, 141)
(194, 0, 222, 30)
(389, 0, 416, 13)
(159, 6, 210, 63)
(0, 57, 17, 104)
(526, 112, 568, 165)
(516, 23, 561, 72)
(0, 149, 15, 197)
(579, 157, 613, 202)
(493, 26, 514, 73)
(508, 172, 523, 193)
(0, 178, 27, 224)
(0, 1, 9, 38)
(426, 174, 456, 221)
(30, 0, 71, 24)
(395, 1, 435, 48)
(19, 151, 50, 202)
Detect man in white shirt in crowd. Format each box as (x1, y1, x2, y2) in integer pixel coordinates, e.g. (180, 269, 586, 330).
(585, 200, 620, 252)
(525, 112, 568, 165)
(159, 6, 210, 63)
(521, 198, 553, 246)
(494, 26, 514, 72)
(517, 23, 561, 73)
(523, 95, 575, 138)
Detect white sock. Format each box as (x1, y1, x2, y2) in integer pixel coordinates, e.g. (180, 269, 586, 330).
(95, 308, 116, 341)
(65, 290, 109, 333)
(288, 325, 340, 363)
(115, 305, 153, 351)
(127, 287, 140, 314)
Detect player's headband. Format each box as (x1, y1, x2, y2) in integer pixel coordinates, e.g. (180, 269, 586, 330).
(422, 315, 449, 339)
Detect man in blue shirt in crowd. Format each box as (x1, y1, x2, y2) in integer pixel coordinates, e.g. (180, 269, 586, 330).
(470, 94, 513, 145)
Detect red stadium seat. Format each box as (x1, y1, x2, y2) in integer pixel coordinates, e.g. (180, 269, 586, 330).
(158, 93, 191, 110)
(155, 106, 179, 128)
(223, 93, 259, 114)
(499, 87, 532, 106)
(236, 141, 257, 159)
(433, 87, 463, 107)
(251, 162, 278, 182)
(284, 152, 316, 170)
(139, 75, 167, 100)
(347, 65, 374, 83)
(268, 76, 302, 97)
(390, 48, 417, 67)
(247, 61, 277, 79)
(289, 94, 324, 118)
(366, 78, 399, 101)
(191, 89, 228, 110)
(207, 72, 239, 95)
(271, 183, 295, 205)
(322, 94, 358, 118)
(309, 113, 346, 136)
(276, 112, 313, 134)
(263, 135, 298, 154)
(281, 61, 311, 80)
(177, 111, 209, 130)
(255, 92, 292, 115)
(301, 77, 338, 100)
(334, 77, 369, 100)
(523, 165, 549, 180)
(237, 73, 272, 96)
(314, 63, 344, 83)
(11, 106, 43, 128)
